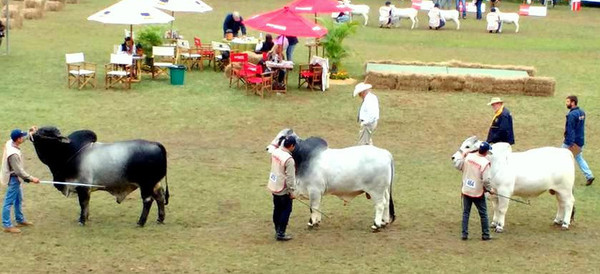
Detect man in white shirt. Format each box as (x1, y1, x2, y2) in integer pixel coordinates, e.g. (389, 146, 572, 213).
(428, 3, 446, 30)
(353, 82, 379, 145)
(379, 1, 393, 28)
(486, 8, 501, 33)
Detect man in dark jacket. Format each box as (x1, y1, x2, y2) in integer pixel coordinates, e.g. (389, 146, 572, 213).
(222, 11, 246, 38)
(486, 97, 515, 145)
(562, 95, 594, 185)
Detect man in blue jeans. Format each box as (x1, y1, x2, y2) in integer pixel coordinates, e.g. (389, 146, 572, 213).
(285, 36, 298, 62)
(460, 142, 494, 241)
(1, 128, 40, 233)
(562, 95, 595, 186)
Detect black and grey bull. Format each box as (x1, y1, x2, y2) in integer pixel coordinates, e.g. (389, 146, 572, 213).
(31, 126, 169, 226)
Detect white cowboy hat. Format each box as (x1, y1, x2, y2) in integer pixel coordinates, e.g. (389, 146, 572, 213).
(353, 82, 372, 97)
(487, 97, 503, 105)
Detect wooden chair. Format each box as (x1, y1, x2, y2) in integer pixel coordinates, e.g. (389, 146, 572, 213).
(151, 46, 176, 79)
(229, 52, 249, 88)
(65, 53, 97, 90)
(211, 41, 231, 72)
(177, 40, 201, 71)
(104, 54, 133, 90)
(246, 65, 274, 99)
(194, 37, 215, 70)
(298, 64, 323, 91)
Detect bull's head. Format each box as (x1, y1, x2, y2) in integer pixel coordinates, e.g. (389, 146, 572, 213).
(266, 128, 300, 153)
(451, 136, 481, 170)
(30, 127, 73, 194)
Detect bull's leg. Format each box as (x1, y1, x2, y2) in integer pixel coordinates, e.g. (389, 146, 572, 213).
(152, 186, 166, 224)
(370, 193, 385, 232)
(557, 191, 575, 230)
(410, 18, 416, 29)
(307, 189, 323, 228)
(553, 191, 565, 226)
(494, 194, 511, 233)
(488, 193, 499, 228)
(137, 188, 154, 227)
(76, 187, 91, 226)
(382, 188, 391, 225)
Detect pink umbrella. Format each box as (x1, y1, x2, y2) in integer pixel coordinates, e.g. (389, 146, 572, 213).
(244, 6, 328, 38)
(289, 0, 352, 23)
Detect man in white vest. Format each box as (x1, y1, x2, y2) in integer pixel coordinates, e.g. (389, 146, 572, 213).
(2, 128, 40, 233)
(460, 142, 494, 241)
(267, 135, 296, 241)
(354, 82, 379, 145)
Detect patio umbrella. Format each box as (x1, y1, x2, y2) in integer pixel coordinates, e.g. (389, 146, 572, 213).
(152, 0, 212, 36)
(288, 0, 351, 23)
(87, 0, 175, 40)
(244, 6, 328, 38)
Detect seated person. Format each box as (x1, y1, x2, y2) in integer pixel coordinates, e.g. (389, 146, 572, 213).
(120, 37, 136, 55)
(336, 12, 351, 23)
(256, 34, 274, 54)
(265, 44, 286, 90)
(379, 1, 393, 28)
(428, 3, 446, 30)
(486, 8, 502, 33)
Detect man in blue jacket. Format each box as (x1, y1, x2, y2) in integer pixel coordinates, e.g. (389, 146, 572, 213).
(563, 95, 594, 186)
(222, 11, 246, 38)
(486, 97, 515, 145)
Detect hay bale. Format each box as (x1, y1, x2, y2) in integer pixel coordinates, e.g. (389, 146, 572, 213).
(364, 71, 397, 90)
(45, 1, 63, 11)
(53, 0, 66, 3)
(524, 77, 555, 96)
(24, 0, 43, 8)
(245, 51, 262, 64)
(396, 73, 431, 91)
(224, 62, 243, 78)
(65, 0, 78, 3)
(23, 7, 42, 19)
(463, 76, 497, 94)
(492, 77, 526, 95)
(2, 5, 22, 18)
(429, 74, 465, 92)
(0, 16, 23, 29)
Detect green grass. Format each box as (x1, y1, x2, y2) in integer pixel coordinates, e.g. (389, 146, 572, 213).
(1, 0, 600, 272)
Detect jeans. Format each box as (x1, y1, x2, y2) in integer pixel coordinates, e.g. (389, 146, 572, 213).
(273, 194, 292, 235)
(462, 195, 490, 238)
(2, 176, 25, 228)
(475, 0, 482, 19)
(456, 0, 467, 17)
(562, 144, 594, 179)
(438, 20, 446, 29)
(286, 43, 297, 62)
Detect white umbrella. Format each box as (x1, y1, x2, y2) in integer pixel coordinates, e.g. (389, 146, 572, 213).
(87, 0, 175, 39)
(152, 0, 212, 37)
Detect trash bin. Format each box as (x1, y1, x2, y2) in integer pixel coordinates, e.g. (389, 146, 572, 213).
(169, 65, 186, 85)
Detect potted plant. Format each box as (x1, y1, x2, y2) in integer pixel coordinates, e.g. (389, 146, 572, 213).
(318, 19, 359, 75)
(136, 26, 165, 66)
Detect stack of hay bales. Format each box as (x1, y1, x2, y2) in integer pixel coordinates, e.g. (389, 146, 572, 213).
(23, 0, 45, 20)
(45, 0, 64, 11)
(524, 77, 555, 96)
(1, 4, 24, 29)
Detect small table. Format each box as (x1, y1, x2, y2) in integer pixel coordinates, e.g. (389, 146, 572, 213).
(266, 61, 294, 93)
(131, 55, 145, 82)
(226, 37, 259, 52)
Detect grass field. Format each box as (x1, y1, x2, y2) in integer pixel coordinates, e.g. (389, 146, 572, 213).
(1, 0, 600, 272)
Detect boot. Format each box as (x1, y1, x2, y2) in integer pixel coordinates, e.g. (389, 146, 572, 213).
(276, 233, 293, 241)
(3, 227, 21, 233)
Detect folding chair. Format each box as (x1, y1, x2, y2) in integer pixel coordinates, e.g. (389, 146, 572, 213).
(105, 54, 133, 90)
(229, 52, 249, 88)
(194, 37, 215, 70)
(65, 52, 97, 90)
(177, 40, 201, 71)
(152, 46, 176, 79)
(211, 41, 231, 71)
(298, 64, 323, 91)
(246, 66, 274, 99)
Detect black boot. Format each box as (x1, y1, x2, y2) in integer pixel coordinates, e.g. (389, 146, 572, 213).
(276, 223, 292, 241)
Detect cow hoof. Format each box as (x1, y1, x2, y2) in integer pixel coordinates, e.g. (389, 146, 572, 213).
(494, 227, 504, 233)
(371, 225, 382, 233)
(156, 220, 165, 225)
(553, 220, 563, 226)
(78, 222, 86, 226)
(561, 225, 569, 231)
(137, 223, 145, 227)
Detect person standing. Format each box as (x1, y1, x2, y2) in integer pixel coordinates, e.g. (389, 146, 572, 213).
(1, 128, 40, 234)
(353, 82, 379, 145)
(563, 95, 595, 186)
(222, 11, 246, 38)
(486, 97, 514, 145)
(460, 142, 494, 241)
(285, 36, 298, 62)
(267, 135, 296, 241)
(475, 0, 483, 20)
(456, 0, 467, 19)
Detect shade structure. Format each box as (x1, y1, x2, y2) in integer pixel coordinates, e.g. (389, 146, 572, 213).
(244, 6, 328, 38)
(153, 0, 213, 13)
(88, 0, 174, 26)
(288, 0, 351, 14)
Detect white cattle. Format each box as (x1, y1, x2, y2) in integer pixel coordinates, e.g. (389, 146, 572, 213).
(451, 136, 575, 232)
(495, 8, 520, 33)
(267, 129, 396, 231)
(339, 0, 370, 26)
(440, 9, 460, 30)
(391, 7, 419, 29)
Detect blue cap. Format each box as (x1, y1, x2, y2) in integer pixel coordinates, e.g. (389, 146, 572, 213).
(283, 135, 297, 148)
(479, 142, 492, 154)
(10, 129, 28, 141)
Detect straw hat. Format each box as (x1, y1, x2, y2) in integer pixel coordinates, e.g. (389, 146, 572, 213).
(353, 82, 372, 97)
(487, 97, 503, 105)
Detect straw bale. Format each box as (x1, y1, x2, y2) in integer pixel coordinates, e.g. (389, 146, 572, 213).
(53, 0, 66, 3)
(245, 51, 262, 65)
(65, 0, 78, 3)
(396, 73, 431, 91)
(491, 77, 526, 95)
(524, 77, 555, 97)
(2, 5, 22, 18)
(463, 76, 496, 94)
(44, 1, 63, 11)
(366, 60, 536, 77)
(0, 16, 23, 29)
(23, 7, 42, 19)
(24, 0, 43, 9)
(224, 63, 243, 78)
(364, 71, 397, 90)
(429, 74, 465, 92)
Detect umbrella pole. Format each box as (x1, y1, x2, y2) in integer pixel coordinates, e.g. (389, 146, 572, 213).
(171, 11, 174, 39)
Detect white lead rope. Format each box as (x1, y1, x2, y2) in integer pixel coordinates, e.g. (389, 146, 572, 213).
(40, 181, 105, 188)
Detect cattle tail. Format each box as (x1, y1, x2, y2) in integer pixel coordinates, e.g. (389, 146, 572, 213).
(158, 143, 170, 205)
(389, 157, 396, 223)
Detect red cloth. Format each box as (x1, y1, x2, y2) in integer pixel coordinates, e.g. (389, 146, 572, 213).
(244, 6, 328, 38)
(288, 0, 351, 13)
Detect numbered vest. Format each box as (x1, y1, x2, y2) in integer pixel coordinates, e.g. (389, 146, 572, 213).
(267, 148, 292, 193)
(461, 153, 491, 197)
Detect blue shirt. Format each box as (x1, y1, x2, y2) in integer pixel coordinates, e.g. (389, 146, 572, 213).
(564, 106, 586, 147)
(223, 14, 246, 36)
(486, 107, 515, 145)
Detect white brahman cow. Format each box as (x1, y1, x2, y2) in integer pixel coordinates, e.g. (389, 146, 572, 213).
(267, 129, 396, 231)
(495, 8, 520, 33)
(440, 9, 460, 30)
(391, 7, 419, 29)
(452, 136, 575, 232)
(339, 0, 370, 26)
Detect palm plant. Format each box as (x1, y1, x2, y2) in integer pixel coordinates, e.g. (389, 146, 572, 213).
(137, 26, 165, 56)
(318, 19, 359, 74)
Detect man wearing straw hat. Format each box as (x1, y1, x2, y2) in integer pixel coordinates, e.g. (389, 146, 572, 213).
(486, 97, 514, 145)
(354, 82, 379, 145)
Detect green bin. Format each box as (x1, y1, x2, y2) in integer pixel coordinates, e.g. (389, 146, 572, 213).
(169, 65, 186, 85)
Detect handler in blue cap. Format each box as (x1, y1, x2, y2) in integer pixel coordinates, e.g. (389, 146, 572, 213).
(1, 128, 40, 233)
(267, 135, 296, 241)
(460, 142, 494, 241)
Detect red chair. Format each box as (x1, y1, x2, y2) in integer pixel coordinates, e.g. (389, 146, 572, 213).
(194, 37, 215, 70)
(298, 64, 323, 91)
(246, 65, 274, 98)
(229, 52, 249, 88)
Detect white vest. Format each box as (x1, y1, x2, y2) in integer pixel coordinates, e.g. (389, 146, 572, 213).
(1, 140, 21, 186)
(267, 148, 292, 193)
(461, 153, 491, 197)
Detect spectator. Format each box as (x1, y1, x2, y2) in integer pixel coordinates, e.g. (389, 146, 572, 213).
(256, 34, 274, 54)
(285, 36, 298, 62)
(486, 8, 501, 33)
(223, 11, 246, 38)
(428, 4, 446, 30)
